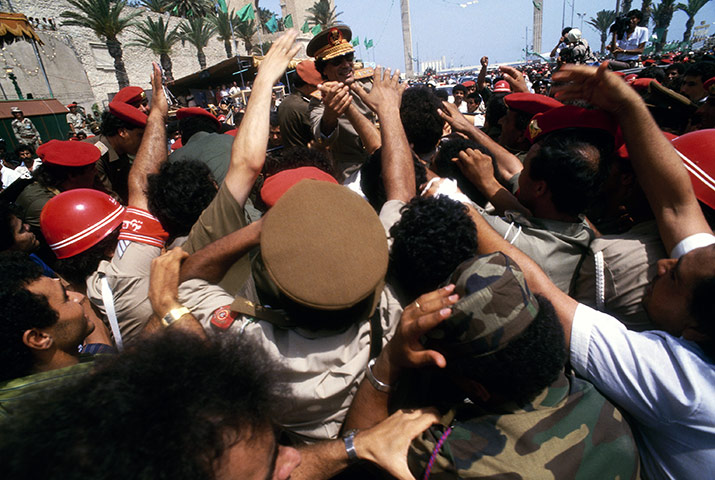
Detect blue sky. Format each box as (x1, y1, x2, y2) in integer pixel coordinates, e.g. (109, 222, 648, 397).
(262, 0, 715, 71)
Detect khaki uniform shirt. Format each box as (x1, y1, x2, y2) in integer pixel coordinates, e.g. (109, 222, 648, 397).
(571, 220, 665, 331)
(482, 209, 594, 294)
(309, 80, 375, 181)
(83, 135, 132, 204)
(178, 277, 403, 443)
(11, 118, 41, 147)
(408, 372, 640, 479)
(15, 182, 56, 228)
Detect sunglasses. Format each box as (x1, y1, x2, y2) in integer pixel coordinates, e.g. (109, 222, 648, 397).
(328, 53, 354, 66)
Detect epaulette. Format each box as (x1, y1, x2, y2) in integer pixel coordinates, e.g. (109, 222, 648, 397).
(354, 67, 374, 80)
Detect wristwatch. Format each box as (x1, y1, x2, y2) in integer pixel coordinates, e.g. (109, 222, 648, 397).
(161, 306, 191, 327)
(343, 429, 359, 463)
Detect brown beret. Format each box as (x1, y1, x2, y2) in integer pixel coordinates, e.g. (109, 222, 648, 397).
(296, 60, 323, 86)
(261, 179, 388, 310)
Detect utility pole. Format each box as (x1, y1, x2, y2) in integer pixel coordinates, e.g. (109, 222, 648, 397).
(577, 12, 586, 31)
(533, 0, 543, 56)
(561, 0, 566, 30)
(400, 0, 415, 77)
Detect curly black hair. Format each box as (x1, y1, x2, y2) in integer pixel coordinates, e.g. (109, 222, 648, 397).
(684, 61, 715, 82)
(359, 148, 427, 213)
(484, 93, 508, 140)
(389, 196, 477, 302)
(99, 109, 144, 138)
(0, 252, 57, 382)
(637, 66, 665, 83)
(53, 227, 120, 286)
(263, 145, 335, 178)
(448, 294, 567, 405)
(179, 115, 221, 144)
(529, 128, 613, 217)
(400, 87, 445, 155)
(146, 160, 218, 237)
(0, 330, 288, 480)
(432, 135, 500, 207)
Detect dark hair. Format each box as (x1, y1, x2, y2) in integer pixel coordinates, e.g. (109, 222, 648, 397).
(400, 87, 445, 155)
(288, 70, 307, 89)
(15, 144, 34, 156)
(561, 27, 572, 36)
(433, 89, 449, 102)
(53, 227, 120, 286)
(637, 66, 665, 83)
(179, 115, 220, 144)
(452, 84, 467, 95)
(684, 61, 715, 81)
(0, 252, 57, 382)
(449, 295, 567, 405)
(484, 93, 508, 137)
(627, 9, 643, 21)
(100, 110, 143, 137)
(314, 57, 328, 79)
(32, 162, 95, 190)
(269, 111, 280, 128)
(389, 196, 477, 302)
(431, 136, 497, 207)
(0, 330, 287, 479)
(665, 63, 686, 75)
(529, 129, 613, 216)
(691, 275, 715, 358)
(146, 160, 218, 237)
(466, 91, 482, 104)
(263, 145, 335, 177)
(0, 201, 16, 251)
(359, 148, 427, 212)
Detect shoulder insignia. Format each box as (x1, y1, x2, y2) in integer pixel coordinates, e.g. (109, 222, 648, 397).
(210, 305, 239, 330)
(94, 141, 109, 156)
(354, 67, 374, 80)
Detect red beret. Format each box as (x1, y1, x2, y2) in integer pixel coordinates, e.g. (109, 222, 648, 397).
(66, 103, 78, 108)
(296, 60, 323, 87)
(643, 59, 656, 66)
(224, 128, 238, 137)
(176, 107, 221, 130)
(261, 167, 338, 208)
(493, 80, 511, 93)
(108, 101, 147, 127)
(613, 71, 627, 78)
(527, 105, 617, 143)
(660, 58, 673, 65)
(616, 131, 677, 160)
(672, 129, 715, 210)
(705, 77, 715, 95)
(462, 80, 476, 87)
(170, 138, 182, 151)
(631, 78, 658, 91)
(504, 93, 562, 117)
(113, 86, 146, 107)
(625, 74, 638, 84)
(37, 139, 101, 167)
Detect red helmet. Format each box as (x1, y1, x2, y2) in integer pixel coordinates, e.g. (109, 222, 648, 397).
(671, 129, 715, 210)
(40, 189, 125, 259)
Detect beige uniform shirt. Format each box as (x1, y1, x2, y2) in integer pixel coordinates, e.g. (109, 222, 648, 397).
(178, 277, 402, 443)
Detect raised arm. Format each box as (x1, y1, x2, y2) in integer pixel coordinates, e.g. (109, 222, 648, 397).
(477, 56, 489, 91)
(128, 63, 168, 211)
(352, 67, 413, 202)
(552, 63, 711, 253)
(224, 30, 300, 207)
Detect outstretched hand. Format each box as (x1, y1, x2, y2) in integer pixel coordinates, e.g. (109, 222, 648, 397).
(454, 147, 498, 194)
(551, 62, 641, 117)
(437, 100, 475, 136)
(319, 81, 353, 116)
(351, 66, 406, 115)
(149, 62, 168, 119)
(356, 408, 441, 480)
(256, 30, 300, 85)
(149, 247, 189, 318)
(498, 65, 529, 93)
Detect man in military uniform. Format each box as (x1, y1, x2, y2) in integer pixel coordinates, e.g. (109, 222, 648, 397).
(11, 107, 41, 151)
(343, 253, 639, 479)
(307, 25, 377, 181)
(498, 92, 562, 161)
(278, 60, 321, 148)
(66, 103, 92, 137)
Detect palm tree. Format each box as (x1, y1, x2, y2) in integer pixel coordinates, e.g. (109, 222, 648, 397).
(653, 0, 678, 51)
(209, 9, 239, 58)
(179, 16, 215, 69)
(234, 19, 256, 56)
(641, 0, 653, 27)
(306, 0, 343, 29)
(587, 9, 617, 53)
(169, 0, 212, 18)
(677, 0, 712, 42)
(138, 0, 172, 14)
(622, 0, 634, 12)
(253, 41, 272, 55)
(130, 16, 181, 81)
(61, 0, 140, 89)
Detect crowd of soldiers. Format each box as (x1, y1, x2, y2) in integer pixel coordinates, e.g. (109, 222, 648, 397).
(0, 19, 713, 479)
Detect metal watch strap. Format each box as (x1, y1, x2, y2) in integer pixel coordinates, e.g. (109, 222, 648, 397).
(343, 429, 359, 463)
(161, 306, 191, 327)
(366, 358, 393, 393)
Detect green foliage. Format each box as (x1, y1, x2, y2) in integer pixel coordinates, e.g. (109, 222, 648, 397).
(209, 9, 240, 58)
(168, 0, 213, 18)
(60, 0, 140, 41)
(179, 16, 216, 69)
(677, 0, 712, 42)
(136, 0, 172, 13)
(234, 19, 256, 56)
(586, 9, 617, 53)
(307, 0, 343, 29)
(653, 0, 678, 50)
(130, 16, 180, 54)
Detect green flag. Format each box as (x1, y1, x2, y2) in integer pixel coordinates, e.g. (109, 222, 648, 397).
(237, 3, 255, 21)
(365, 39, 373, 49)
(532, 0, 541, 11)
(217, 0, 228, 13)
(351, 36, 359, 46)
(301, 20, 310, 33)
(311, 24, 322, 36)
(284, 14, 293, 29)
(266, 15, 278, 33)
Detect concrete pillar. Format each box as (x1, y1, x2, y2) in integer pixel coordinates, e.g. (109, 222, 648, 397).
(400, 0, 414, 77)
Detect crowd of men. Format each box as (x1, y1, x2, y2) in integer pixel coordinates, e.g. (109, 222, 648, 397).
(0, 16, 713, 479)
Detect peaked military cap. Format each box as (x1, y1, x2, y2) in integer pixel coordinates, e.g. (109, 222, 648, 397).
(306, 25, 354, 61)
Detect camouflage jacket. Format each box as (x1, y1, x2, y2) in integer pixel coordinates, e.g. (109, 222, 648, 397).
(408, 372, 640, 479)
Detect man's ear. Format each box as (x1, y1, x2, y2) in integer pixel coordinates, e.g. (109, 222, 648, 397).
(533, 179, 548, 198)
(22, 329, 53, 351)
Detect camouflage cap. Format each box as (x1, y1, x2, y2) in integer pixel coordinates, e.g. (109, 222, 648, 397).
(422, 252, 538, 358)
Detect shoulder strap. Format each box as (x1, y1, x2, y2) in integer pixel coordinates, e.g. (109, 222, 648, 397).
(100, 275, 124, 352)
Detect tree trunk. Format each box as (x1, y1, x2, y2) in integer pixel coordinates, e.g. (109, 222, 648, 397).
(641, 0, 652, 27)
(106, 38, 130, 89)
(224, 39, 232, 58)
(197, 48, 206, 70)
(683, 16, 694, 42)
(244, 40, 253, 55)
(622, 0, 633, 12)
(160, 53, 174, 82)
(600, 31, 607, 54)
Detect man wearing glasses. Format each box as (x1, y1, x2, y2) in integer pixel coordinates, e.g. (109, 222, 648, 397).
(307, 25, 378, 181)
